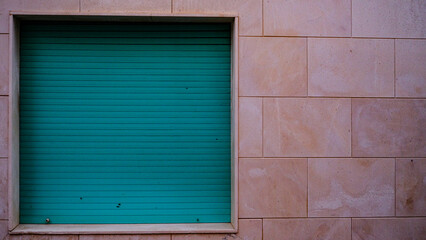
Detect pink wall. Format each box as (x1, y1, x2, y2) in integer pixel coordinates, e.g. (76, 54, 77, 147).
(0, 0, 425, 239)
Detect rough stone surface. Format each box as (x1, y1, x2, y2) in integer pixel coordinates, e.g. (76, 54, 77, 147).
(81, 0, 171, 13)
(0, 220, 7, 240)
(264, 0, 351, 37)
(0, 34, 8, 95)
(173, 0, 262, 36)
(352, 218, 426, 240)
(308, 158, 395, 217)
(236, 219, 262, 240)
(263, 98, 351, 157)
(240, 37, 307, 96)
(0, 97, 7, 157)
(171, 219, 261, 240)
(239, 97, 262, 157)
(308, 38, 394, 97)
(0, 0, 80, 33)
(9, 236, 79, 240)
(0, 159, 7, 220)
(263, 218, 351, 240)
(352, 0, 426, 38)
(352, 99, 426, 157)
(80, 235, 170, 240)
(239, 158, 307, 218)
(396, 158, 426, 216)
(172, 235, 226, 240)
(396, 39, 426, 97)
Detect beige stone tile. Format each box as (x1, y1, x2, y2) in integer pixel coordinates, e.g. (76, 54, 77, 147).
(263, 218, 351, 240)
(352, 218, 426, 240)
(173, 0, 262, 36)
(239, 97, 262, 157)
(352, 99, 426, 157)
(9, 236, 79, 240)
(240, 37, 307, 97)
(0, 34, 8, 95)
(396, 158, 426, 216)
(0, 97, 7, 157)
(0, 0, 80, 33)
(80, 235, 170, 240)
(172, 235, 225, 240)
(308, 158, 395, 217)
(0, 220, 7, 240)
(0, 1, 7, 33)
(308, 38, 394, 97)
(81, 0, 171, 13)
(263, 98, 351, 157)
(352, 0, 426, 38)
(396, 39, 426, 98)
(239, 158, 307, 218)
(237, 219, 262, 240)
(264, 0, 351, 37)
(0, 159, 7, 219)
(171, 219, 261, 240)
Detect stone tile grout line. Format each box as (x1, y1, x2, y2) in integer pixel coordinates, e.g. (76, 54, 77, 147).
(394, 39, 396, 98)
(306, 37, 309, 97)
(262, 97, 264, 158)
(394, 158, 396, 216)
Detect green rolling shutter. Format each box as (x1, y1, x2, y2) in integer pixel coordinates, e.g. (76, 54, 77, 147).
(19, 21, 231, 224)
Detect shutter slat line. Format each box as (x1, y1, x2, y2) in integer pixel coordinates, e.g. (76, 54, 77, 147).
(20, 21, 231, 224)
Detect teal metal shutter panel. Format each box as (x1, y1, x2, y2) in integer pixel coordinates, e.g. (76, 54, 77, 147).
(19, 21, 231, 224)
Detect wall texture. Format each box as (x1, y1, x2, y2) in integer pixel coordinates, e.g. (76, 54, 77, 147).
(0, 0, 425, 239)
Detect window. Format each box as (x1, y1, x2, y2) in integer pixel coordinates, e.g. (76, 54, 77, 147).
(16, 19, 234, 229)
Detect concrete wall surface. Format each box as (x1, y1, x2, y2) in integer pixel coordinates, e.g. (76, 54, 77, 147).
(0, 0, 425, 239)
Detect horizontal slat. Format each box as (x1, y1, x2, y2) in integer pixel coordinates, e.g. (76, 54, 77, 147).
(21, 166, 229, 173)
(21, 80, 230, 88)
(20, 106, 229, 112)
(20, 159, 229, 166)
(19, 148, 230, 155)
(21, 121, 230, 128)
(21, 31, 231, 38)
(20, 178, 230, 185)
(20, 154, 229, 161)
(21, 189, 230, 197)
(19, 208, 230, 216)
(21, 43, 231, 51)
(21, 22, 231, 32)
(20, 215, 230, 224)
(21, 89, 230, 95)
(20, 68, 230, 75)
(20, 74, 230, 81)
(21, 37, 230, 45)
(20, 135, 230, 142)
(21, 202, 231, 210)
(20, 129, 230, 136)
(20, 99, 230, 105)
(21, 56, 229, 63)
(21, 50, 231, 57)
(20, 62, 230, 69)
(20, 93, 230, 100)
(20, 117, 230, 124)
(20, 141, 229, 148)
(21, 196, 230, 203)
(21, 162, 229, 168)
(20, 184, 230, 191)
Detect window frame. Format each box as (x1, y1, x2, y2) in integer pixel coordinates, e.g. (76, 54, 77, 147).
(8, 13, 239, 234)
